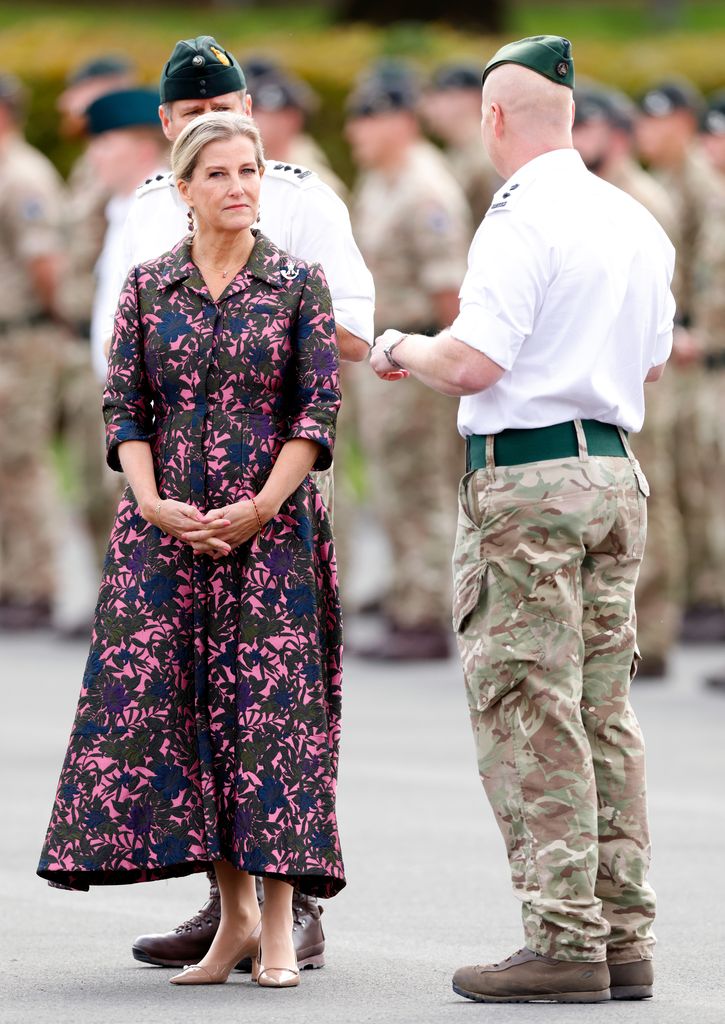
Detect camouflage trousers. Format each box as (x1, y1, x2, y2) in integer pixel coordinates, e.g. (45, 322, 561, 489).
(453, 446, 655, 962)
(0, 327, 63, 605)
(629, 376, 685, 658)
(356, 364, 462, 627)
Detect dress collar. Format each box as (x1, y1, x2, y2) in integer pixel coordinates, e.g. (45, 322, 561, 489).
(157, 230, 301, 295)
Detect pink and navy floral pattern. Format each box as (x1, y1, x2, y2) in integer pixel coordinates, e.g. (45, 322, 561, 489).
(38, 234, 345, 898)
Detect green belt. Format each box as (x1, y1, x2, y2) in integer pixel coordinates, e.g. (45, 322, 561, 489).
(466, 420, 627, 471)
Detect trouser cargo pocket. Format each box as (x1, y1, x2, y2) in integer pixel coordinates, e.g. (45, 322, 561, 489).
(453, 556, 544, 712)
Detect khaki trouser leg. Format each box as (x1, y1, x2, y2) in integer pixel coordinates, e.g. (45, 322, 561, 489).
(454, 454, 653, 962)
(580, 498, 656, 963)
(358, 369, 460, 628)
(630, 377, 684, 658)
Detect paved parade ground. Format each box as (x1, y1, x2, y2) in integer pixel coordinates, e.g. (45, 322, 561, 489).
(2, 627, 725, 1024)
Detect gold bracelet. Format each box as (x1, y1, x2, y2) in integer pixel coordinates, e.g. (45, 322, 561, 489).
(154, 499, 162, 523)
(250, 496, 263, 532)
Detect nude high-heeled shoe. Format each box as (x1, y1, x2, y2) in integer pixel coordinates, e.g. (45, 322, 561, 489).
(169, 920, 261, 985)
(251, 948, 300, 989)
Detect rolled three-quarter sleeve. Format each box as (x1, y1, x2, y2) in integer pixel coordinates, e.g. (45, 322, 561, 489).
(103, 266, 154, 471)
(288, 263, 341, 471)
(450, 215, 549, 371)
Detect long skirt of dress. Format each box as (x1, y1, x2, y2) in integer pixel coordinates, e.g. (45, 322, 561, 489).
(37, 475, 345, 898)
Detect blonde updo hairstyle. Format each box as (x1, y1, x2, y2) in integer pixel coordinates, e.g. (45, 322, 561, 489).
(171, 111, 265, 183)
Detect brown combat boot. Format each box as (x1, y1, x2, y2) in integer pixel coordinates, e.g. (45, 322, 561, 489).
(608, 958, 653, 1000)
(132, 873, 221, 967)
(356, 622, 451, 661)
(132, 875, 325, 971)
(452, 947, 610, 1003)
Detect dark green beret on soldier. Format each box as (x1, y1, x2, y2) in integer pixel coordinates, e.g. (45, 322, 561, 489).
(160, 35, 245, 103)
(482, 35, 574, 89)
(86, 88, 160, 136)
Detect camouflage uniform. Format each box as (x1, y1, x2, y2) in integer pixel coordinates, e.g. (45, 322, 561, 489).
(653, 149, 725, 606)
(58, 153, 118, 568)
(454, 445, 655, 961)
(0, 136, 65, 608)
(352, 145, 470, 627)
(607, 159, 685, 662)
(692, 178, 725, 596)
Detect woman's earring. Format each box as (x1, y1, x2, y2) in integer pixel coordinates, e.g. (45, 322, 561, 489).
(187, 208, 195, 233)
(256, 206, 261, 224)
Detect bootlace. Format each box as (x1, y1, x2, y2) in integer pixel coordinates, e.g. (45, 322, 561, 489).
(174, 897, 220, 933)
(490, 947, 526, 969)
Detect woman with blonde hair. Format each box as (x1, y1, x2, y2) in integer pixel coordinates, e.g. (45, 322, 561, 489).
(38, 112, 344, 990)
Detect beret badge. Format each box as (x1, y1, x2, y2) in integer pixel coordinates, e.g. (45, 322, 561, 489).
(210, 46, 231, 67)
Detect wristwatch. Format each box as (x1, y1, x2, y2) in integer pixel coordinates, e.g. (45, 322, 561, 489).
(382, 333, 409, 370)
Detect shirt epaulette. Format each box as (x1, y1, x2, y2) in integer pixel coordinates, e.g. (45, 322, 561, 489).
(136, 172, 174, 198)
(486, 179, 527, 215)
(263, 161, 320, 190)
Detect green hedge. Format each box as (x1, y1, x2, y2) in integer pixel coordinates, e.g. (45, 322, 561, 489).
(5, 12, 725, 180)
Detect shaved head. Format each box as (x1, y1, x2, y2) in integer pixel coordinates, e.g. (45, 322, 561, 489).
(481, 63, 574, 177)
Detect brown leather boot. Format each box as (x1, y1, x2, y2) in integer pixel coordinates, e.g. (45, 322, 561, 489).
(452, 947, 610, 1003)
(608, 958, 653, 1000)
(235, 887, 325, 972)
(356, 622, 451, 661)
(132, 876, 326, 971)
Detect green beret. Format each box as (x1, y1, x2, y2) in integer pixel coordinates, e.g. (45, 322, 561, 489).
(67, 55, 133, 87)
(160, 35, 245, 104)
(87, 89, 160, 135)
(482, 35, 574, 90)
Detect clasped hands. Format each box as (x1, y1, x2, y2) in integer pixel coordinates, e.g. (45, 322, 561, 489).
(147, 498, 270, 560)
(369, 329, 411, 382)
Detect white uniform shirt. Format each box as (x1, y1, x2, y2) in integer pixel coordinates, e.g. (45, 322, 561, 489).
(90, 192, 134, 380)
(451, 149, 676, 436)
(98, 161, 375, 362)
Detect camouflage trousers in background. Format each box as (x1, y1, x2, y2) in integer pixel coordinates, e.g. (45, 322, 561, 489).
(629, 376, 685, 659)
(356, 364, 462, 628)
(312, 464, 334, 521)
(453, 450, 655, 963)
(671, 366, 725, 607)
(0, 328, 62, 605)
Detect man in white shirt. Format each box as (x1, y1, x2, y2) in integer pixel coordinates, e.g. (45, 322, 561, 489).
(99, 37, 373, 366)
(124, 34, 374, 976)
(371, 36, 674, 1004)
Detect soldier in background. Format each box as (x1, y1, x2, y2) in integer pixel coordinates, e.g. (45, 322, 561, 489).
(700, 92, 725, 181)
(636, 80, 725, 643)
(696, 94, 725, 690)
(57, 56, 136, 335)
(56, 56, 138, 580)
(422, 62, 501, 225)
(85, 88, 168, 381)
(345, 66, 471, 660)
(573, 85, 683, 677)
(242, 57, 347, 198)
(0, 75, 66, 630)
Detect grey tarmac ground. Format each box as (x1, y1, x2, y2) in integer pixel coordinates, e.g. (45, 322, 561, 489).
(2, 621, 725, 1024)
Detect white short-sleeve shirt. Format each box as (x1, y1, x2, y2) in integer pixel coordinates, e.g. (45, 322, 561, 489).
(99, 161, 375, 360)
(451, 149, 676, 436)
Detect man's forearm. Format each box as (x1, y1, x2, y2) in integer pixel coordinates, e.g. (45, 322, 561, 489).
(336, 324, 370, 362)
(378, 330, 504, 397)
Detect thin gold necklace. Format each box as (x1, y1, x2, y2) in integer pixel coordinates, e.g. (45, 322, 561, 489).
(193, 241, 252, 278)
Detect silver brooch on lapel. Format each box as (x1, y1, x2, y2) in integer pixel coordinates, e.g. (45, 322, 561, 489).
(281, 259, 299, 280)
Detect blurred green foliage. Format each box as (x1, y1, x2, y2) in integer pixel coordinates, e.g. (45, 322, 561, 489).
(3, 2, 725, 180)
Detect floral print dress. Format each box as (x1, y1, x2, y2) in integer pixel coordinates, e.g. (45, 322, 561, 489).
(38, 233, 345, 898)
